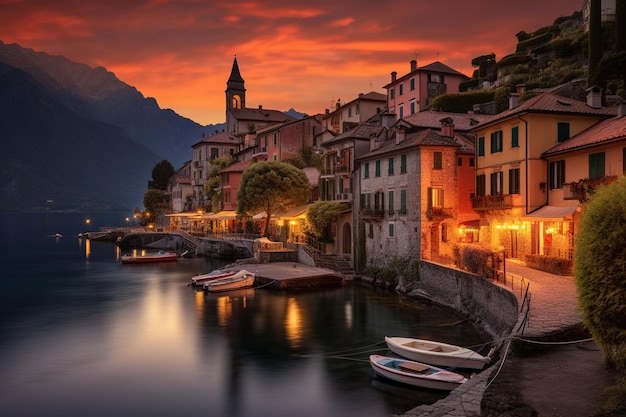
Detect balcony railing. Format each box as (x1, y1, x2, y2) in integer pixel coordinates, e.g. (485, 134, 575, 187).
(426, 207, 453, 219)
(471, 194, 513, 210)
(562, 183, 584, 200)
(334, 193, 353, 202)
(359, 209, 385, 218)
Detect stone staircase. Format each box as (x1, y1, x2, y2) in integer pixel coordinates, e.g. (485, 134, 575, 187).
(317, 254, 355, 277)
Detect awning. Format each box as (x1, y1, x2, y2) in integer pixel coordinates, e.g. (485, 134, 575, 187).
(207, 210, 238, 220)
(522, 205, 577, 221)
(165, 212, 203, 218)
(458, 219, 481, 230)
(276, 204, 310, 220)
(253, 211, 267, 220)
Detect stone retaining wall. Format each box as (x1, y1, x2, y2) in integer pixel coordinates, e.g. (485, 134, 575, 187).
(398, 261, 519, 341)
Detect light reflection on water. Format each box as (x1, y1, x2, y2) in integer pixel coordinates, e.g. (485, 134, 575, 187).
(0, 213, 487, 417)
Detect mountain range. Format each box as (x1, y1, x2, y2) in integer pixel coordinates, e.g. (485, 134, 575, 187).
(0, 41, 225, 212)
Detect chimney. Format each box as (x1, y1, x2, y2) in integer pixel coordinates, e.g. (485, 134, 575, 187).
(391, 71, 397, 83)
(509, 93, 519, 109)
(440, 117, 454, 138)
(586, 86, 602, 108)
(410, 60, 417, 72)
(395, 127, 406, 144)
(516, 84, 526, 95)
(258, 105, 263, 109)
(618, 102, 626, 118)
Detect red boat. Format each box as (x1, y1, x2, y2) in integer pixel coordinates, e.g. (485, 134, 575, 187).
(121, 251, 178, 264)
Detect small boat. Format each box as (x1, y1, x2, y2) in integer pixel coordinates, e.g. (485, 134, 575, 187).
(204, 269, 255, 292)
(121, 250, 178, 264)
(385, 336, 491, 370)
(369, 355, 467, 391)
(190, 269, 235, 285)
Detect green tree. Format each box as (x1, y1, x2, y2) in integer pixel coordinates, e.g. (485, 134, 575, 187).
(575, 176, 626, 371)
(236, 161, 310, 236)
(306, 201, 347, 241)
(143, 189, 164, 223)
(204, 156, 232, 211)
(588, 0, 603, 88)
(148, 160, 175, 190)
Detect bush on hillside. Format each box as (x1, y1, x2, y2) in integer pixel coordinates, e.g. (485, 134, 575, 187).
(575, 176, 626, 371)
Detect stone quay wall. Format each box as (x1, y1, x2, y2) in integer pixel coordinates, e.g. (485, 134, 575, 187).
(398, 261, 519, 341)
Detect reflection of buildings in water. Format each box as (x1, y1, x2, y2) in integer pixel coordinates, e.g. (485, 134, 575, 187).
(85, 238, 91, 259)
(285, 297, 304, 349)
(194, 291, 205, 319)
(215, 290, 254, 328)
(344, 300, 353, 329)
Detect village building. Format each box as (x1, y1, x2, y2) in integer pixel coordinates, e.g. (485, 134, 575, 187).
(384, 60, 469, 120)
(322, 91, 387, 135)
(470, 88, 617, 264)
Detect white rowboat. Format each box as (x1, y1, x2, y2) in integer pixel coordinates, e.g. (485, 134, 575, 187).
(191, 269, 235, 285)
(369, 355, 467, 391)
(204, 269, 255, 292)
(385, 336, 491, 370)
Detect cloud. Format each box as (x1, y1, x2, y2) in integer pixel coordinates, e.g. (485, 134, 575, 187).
(0, 0, 584, 124)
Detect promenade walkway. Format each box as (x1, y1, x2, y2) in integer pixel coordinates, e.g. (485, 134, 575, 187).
(397, 261, 612, 417)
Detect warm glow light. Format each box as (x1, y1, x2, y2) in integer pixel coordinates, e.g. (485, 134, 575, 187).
(344, 301, 353, 329)
(284, 297, 303, 348)
(85, 238, 91, 259)
(216, 295, 232, 327)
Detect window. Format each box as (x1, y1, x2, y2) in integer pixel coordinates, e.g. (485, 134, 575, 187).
(368, 223, 373, 237)
(399, 83, 404, 96)
(356, 103, 360, 115)
(478, 137, 485, 156)
(364, 162, 369, 178)
(361, 193, 371, 210)
(224, 173, 230, 184)
(511, 126, 519, 148)
(476, 174, 486, 196)
(433, 152, 443, 170)
(374, 191, 384, 211)
(589, 152, 605, 178)
(557, 122, 570, 142)
(400, 154, 407, 173)
(490, 171, 503, 195)
(490, 131, 503, 153)
(470, 157, 474, 167)
(210, 148, 219, 159)
(509, 168, 520, 194)
(429, 73, 442, 83)
(409, 99, 417, 115)
(410, 78, 415, 91)
(389, 223, 395, 238)
(549, 161, 565, 189)
(390, 88, 395, 99)
(429, 188, 444, 208)
(273, 133, 278, 145)
(400, 189, 407, 214)
(388, 190, 394, 213)
(458, 157, 463, 166)
(388, 157, 394, 175)
(348, 107, 352, 117)
(375, 160, 381, 177)
(224, 191, 230, 203)
(398, 104, 404, 119)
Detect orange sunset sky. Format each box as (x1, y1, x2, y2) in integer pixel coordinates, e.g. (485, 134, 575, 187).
(1, 0, 583, 125)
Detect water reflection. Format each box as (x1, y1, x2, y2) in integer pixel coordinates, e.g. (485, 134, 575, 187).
(285, 297, 304, 348)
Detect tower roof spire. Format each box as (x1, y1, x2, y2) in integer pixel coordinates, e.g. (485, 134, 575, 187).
(228, 56, 244, 83)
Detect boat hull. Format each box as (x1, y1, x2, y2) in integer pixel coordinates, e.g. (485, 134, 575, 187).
(205, 270, 255, 292)
(121, 252, 178, 264)
(385, 336, 488, 370)
(369, 355, 467, 391)
(191, 270, 235, 285)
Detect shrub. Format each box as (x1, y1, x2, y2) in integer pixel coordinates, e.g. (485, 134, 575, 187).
(575, 176, 626, 371)
(525, 254, 573, 275)
(461, 246, 493, 279)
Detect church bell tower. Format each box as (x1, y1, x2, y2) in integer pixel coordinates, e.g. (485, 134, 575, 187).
(226, 57, 246, 113)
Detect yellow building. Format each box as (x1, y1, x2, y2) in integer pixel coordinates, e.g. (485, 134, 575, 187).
(470, 90, 617, 265)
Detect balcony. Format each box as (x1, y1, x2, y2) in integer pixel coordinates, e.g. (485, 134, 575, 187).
(334, 193, 353, 202)
(252, 146, 268, 157)
(426, 207, 453, 219)
(471, 194, 513, 210)
(359, 209, 385, 219)
(562, 183, 584, 201)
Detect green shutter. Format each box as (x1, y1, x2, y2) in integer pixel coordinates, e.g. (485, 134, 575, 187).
(478, 137, 485, 156)
(512, 126, 519, 148)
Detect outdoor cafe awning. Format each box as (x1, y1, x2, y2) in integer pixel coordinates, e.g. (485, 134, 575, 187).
(207, 210, 238, 220)
(521, 205, 577, 221)
(275, 204, 309, 220)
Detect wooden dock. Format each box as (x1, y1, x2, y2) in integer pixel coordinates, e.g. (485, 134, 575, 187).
(228, 262, 344, 289)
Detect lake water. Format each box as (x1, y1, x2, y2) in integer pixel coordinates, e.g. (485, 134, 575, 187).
(0, 212, 487, 417)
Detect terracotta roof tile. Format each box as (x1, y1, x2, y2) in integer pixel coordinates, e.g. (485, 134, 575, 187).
(543, 116, 626, 156)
